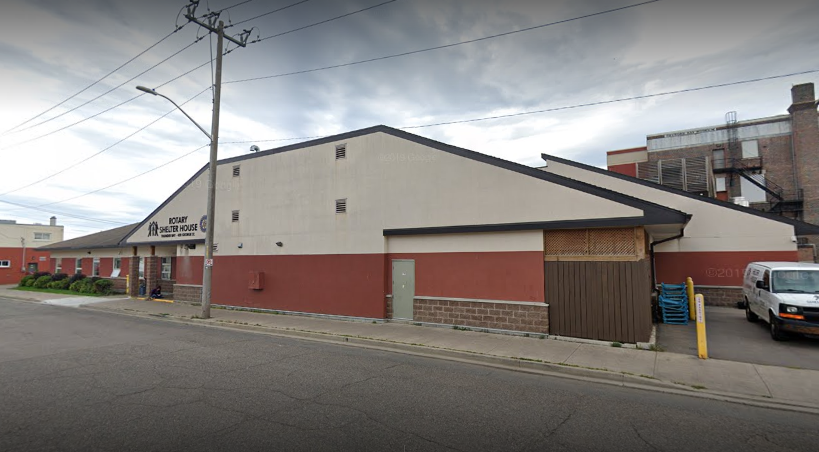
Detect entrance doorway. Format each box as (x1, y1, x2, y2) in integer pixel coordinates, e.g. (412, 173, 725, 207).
(392, 260, 415, 320)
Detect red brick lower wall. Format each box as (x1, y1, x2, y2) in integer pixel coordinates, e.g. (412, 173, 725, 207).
(403, 297, 548, 334)
(174, 284, 202, 303)
(696, 286, 743, 307)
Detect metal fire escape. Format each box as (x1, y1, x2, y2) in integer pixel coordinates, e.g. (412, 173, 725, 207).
(715, 112, 803, 217)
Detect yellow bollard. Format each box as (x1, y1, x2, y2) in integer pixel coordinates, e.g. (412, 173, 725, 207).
(686, 277, 696, 320)
(695, 294, 708, 359)
(126, 275, 130, 296)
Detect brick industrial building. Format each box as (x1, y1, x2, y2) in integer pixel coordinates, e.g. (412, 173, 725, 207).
(41, 126, 819, 343)
(607, 83, 819, 240)
(0, 217, 63, 284)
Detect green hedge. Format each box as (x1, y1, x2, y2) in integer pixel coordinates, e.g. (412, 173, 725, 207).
(20, 272, 114, 295)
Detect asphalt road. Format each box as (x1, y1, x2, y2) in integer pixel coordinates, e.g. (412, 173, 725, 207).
(2, 298, 819, 452)
(658, 306, 819, 370)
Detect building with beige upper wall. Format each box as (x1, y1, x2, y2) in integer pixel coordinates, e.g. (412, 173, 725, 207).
(42, 125, 819, 343)
(0, 216, 63, 284)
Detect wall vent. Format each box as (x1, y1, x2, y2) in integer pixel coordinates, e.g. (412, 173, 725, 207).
(335, 144, 346, 160)
(231, 210, 240, 222)
(232, 165, 240, 177)
(335, 199, 347, 214)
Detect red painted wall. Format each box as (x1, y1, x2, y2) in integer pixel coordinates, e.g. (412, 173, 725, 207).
(120, 257, 130, 275)
(99, 258, 113, 278)
(607, 163, 637, 177)
(0, 247, 52, 284)
(212, 254, 386, 318)
(387, 251, 545, 302)
(80, 258, 92, 276)
(655, 250, 799, 287)
(175, 256, 203, 284)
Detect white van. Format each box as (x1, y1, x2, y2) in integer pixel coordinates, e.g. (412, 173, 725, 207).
(743, 262, 819, 341)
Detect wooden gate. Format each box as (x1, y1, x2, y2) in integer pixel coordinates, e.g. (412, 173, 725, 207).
(544, 228, 652, 343)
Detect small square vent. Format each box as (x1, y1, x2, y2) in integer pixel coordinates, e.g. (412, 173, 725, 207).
(335, 144, 346, 160)
(231, 210, 240, 222)
(335, 199, 347, 214)
(232, 165, 240, 177)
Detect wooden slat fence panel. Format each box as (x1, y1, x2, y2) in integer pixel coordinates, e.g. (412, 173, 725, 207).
(545, 259, 651, 343)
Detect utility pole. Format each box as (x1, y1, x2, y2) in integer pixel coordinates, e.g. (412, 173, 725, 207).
(183, 1, 249, 318)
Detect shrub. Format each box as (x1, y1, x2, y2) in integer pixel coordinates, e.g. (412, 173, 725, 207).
(24, 277, 36, 287)
(51, 273, 69, 281)
(18, 275, 35, 287)
(33, 275, 53, 289)
(94, 279, 113, 295)
(68, 273, 86, 285)
(54, 278, 71, 290)
(32, 271, 51, 280)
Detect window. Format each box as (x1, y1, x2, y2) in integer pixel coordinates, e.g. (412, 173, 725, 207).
(335, 198, 347, 214)
(0, 260, 10, 268)
(161, 257, 172, 280)
(55, 260, 62, 274)
(232, 165, 240, 177)
(34, 232, 51, 241)
(232, 210, 240, 222)
(715, 176, 726, 192)
(335, 143, 346, 160)
(762, 270, 770, 290)
(92, 258, 100, 277)
(138, 257, 144, 279)
(111, 258, 121, 278)
(712, 149, 725, 169)
(75, 258, 83, 275)
(741, 140, 759, 159)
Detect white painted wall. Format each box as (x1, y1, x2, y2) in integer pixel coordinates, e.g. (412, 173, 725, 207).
(541, 160, 796, 253)
(647, 116, 791, 151)
(0, 222, 64, 248)
(607, 149, 648, 166)
(386, 230, 544, 253)
(130, 132, 646, 256)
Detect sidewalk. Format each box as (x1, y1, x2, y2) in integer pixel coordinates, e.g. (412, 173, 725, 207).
(68, 297, 819, 414)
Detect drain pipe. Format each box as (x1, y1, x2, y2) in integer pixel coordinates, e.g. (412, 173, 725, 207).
(649, 230, 685, 291)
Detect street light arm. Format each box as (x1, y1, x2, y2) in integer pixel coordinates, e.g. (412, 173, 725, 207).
(135, 86, 212, 141)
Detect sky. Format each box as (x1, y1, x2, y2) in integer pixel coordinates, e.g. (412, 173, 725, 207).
(0, 0, 817, 239)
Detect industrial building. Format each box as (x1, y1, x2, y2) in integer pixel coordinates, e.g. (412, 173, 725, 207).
(0, 217, 63, 285)
(41, 125, 819, 343)
(606, 83, 819, 262)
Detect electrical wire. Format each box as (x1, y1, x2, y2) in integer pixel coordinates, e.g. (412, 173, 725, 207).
(37, 144, 211, 207)
(228, 0, 312, 28)
(252, 0, 397, 42)
(5, 39, 203, 140)
(0, 87, 212, 197)
(0, 28, 182, 136)
(229, 0, 660, 84)
(0, 199, 130, 226)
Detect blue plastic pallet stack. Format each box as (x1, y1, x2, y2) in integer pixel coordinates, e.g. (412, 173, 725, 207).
(659, 283, 689, 325)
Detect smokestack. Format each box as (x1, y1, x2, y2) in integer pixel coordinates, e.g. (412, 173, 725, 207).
(50, 216, 57, 226)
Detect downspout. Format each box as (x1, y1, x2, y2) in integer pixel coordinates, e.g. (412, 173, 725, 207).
(649, 230, 684, 291)
(20, 237, 26, 274)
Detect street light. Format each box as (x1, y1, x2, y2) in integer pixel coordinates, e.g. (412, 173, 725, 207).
(136, 84, 220, 319)
(136, 86, 211, 140)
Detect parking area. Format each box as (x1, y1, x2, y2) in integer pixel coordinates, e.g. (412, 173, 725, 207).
(658, 306, 819, 370)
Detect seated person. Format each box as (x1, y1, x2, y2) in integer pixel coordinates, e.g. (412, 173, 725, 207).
(149, 285, 162, 299)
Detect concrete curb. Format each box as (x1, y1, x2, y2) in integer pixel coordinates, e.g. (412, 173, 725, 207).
(81, 304, 819, 415)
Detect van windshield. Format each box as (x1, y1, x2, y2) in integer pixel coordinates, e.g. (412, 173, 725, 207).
(771, 270, 819, 294)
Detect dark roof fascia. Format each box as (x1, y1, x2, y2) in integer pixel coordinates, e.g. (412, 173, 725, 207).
(384, 216, 691, 237)
(540, 153, 819, 236)
(38, 244, 128, 252)
(119, 165, 209, 245)
(125, 239, 206, 247)
(223, 125, 688, 224)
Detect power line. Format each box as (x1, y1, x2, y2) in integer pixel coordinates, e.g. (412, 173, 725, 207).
(400, 68, 819, 129)
(229, 0, 311, 28)
(1, 28, 182, 136)
(37, 144, 210, 207)
(0, 199, 130, 226)
(6, 38, 203, 139)
(251, 0, 397, 42)
(0, 87, 211, 196)
(220, 0, 256, 11)
(230, 0, 659, 84)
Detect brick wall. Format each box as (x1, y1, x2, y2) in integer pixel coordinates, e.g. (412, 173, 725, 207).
(111, 277, 127, 294)
(410, 298, 549, 334)
(128, 256, 140, 297)
(173, 284, 202, 303)
(696, 286, 743, 307)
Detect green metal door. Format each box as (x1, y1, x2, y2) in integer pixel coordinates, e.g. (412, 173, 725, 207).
(392, 260, 415, 320)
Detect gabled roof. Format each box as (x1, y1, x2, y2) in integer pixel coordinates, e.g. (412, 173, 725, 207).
(123, 125, 690, 242)
(540, 153, 819, 236)
(38, 223, 140, 251)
